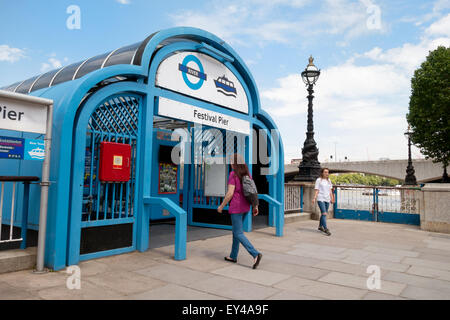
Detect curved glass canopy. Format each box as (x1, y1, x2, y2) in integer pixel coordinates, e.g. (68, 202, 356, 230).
(1, 33, 158, 94)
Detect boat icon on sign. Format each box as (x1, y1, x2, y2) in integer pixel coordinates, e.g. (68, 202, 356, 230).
(28, 147, 45, 160)
(214, 75, 237, 98)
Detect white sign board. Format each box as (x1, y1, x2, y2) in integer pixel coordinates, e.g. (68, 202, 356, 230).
(204, 161, 227, 197)
(156, 51, 249, 114)
(158, 97, 250, 135)
(0, 96, 48, 134)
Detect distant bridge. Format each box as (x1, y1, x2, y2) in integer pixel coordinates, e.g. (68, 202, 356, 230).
(285, 159, 449, 183)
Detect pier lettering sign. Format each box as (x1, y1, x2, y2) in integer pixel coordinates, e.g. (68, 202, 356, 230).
(158, 97, 250, 135)
(0, 96, 48, 134)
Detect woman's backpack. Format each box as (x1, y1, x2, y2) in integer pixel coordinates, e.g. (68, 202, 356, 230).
(242, 175, 259, 207)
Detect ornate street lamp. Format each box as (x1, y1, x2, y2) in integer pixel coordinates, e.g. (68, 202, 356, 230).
(294, 56, 321, 182)
(403, 125, 417, 185)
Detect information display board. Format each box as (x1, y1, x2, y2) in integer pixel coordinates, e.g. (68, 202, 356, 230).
(204, 160, 227, 197)
(159, 163, 178, 194)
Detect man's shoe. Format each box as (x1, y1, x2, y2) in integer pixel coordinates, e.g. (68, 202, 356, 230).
(324, 228, 331, 236)
(318, 226, 325, 232)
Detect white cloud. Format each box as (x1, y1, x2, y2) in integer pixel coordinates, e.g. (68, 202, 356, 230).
(169, 0, 385, 46)
(426, 13, 450, 37)
(40, 57, 63, 72)
(0, 45, 25, 62)
(116, 0, 131, 4)
(412, 0, 450, 26)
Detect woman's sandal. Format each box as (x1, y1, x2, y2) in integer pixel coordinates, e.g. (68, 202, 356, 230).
(224, 257, 237, 263)
(252, 253, 262, 269)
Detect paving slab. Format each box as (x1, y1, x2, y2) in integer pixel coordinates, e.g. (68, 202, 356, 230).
(286, 248, 348, 261)
(160, 254, 232, 272)
(417, 253, 450, 264)
(362, 291, 406, 300)
(187, 275, 280, 300)
(134, 263, 215, 286)
(274, 276, 367, 300)
(267, 290, 323, 300)
(292, 242, 348, 254)
(318, 271, 406, 296)
(36, 280, 124, 300)
(85, 270, 167, 296)
(0, 281, 38, 299)
(402, 257, 450, 271)
(384, 271, 450, 293)
(406, 265, 450, 281)
(92, 252, 162, 272)
(313, 260, 373, 277)
(364, 252, 404, 263)
(56, 260, 110, 278)
(0, 269, 68, 290)
(363, 246, 420, 258)
(211, 265, 291, 286)
(262, 251, 323, 267)
(259, 260, 330, 280)
(343, 256, 410, 273)
(127, 283, 227, 300)
(400, 285, 450, 300)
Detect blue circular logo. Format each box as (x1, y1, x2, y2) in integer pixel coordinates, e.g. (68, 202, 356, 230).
(181, 55, 205, 90)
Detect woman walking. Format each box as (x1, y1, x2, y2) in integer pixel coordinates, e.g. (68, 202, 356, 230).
(217, 154, 262, 269)
(312, 168, 335, 236)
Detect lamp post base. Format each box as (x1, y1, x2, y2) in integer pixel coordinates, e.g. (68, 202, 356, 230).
(293, 163, 321, 182)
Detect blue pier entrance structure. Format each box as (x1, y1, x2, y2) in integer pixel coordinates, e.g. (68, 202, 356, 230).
(0, 27, 284, 271)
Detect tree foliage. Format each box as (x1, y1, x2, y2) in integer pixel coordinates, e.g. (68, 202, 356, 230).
(407, 46, 450, 168)
(329, 173, 399, 186)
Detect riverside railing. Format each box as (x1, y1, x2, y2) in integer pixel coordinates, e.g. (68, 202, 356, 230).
(333, 185, 421, 225)
(0, 176, 39, 249)
(284, 183, 304, 213)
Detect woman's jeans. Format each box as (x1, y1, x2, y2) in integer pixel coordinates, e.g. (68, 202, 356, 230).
(317, 201, 329, 230)
(230, 213, 259, 260)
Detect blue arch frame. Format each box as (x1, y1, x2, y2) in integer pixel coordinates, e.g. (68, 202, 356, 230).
(23, 27, 284, 270)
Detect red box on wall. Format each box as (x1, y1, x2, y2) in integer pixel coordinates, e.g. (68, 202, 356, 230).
(99, 142, 131, 182)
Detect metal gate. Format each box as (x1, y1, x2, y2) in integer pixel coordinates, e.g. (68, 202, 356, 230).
(334, 186, 421, 225)
(70, 94, 142, 262)
(188, 126, 246, 228)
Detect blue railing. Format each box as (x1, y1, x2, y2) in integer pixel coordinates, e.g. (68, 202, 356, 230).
(143, 196, 187, 260)
(0, 176, 39, 249)
(258, 193, 284, 237)
(334, 185, 421, 225)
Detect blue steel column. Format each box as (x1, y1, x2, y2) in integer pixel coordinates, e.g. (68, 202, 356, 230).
(137, 95, 153, 252)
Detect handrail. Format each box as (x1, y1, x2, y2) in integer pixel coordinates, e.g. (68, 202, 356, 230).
(0, 176, 40, 182)
(143, 196, 186, 260)
(258, 194, 282, 206)
(333, 185, 421, 190)
(257, 193, 283, 237)
(286, 182, 421, 191)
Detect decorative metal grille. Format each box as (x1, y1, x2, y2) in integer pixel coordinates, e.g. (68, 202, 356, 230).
(82, 95, 140, 224)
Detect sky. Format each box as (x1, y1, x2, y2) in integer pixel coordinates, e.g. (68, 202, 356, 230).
(0, 0, 449, 163)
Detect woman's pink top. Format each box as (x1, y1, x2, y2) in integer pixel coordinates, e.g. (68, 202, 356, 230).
(228, 171, 251, 214)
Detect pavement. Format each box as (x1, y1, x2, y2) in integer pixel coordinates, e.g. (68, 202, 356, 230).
(1, 218, 450, 300)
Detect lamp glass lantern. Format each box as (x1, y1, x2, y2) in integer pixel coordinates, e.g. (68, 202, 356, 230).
(301, 56, 320, 86)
